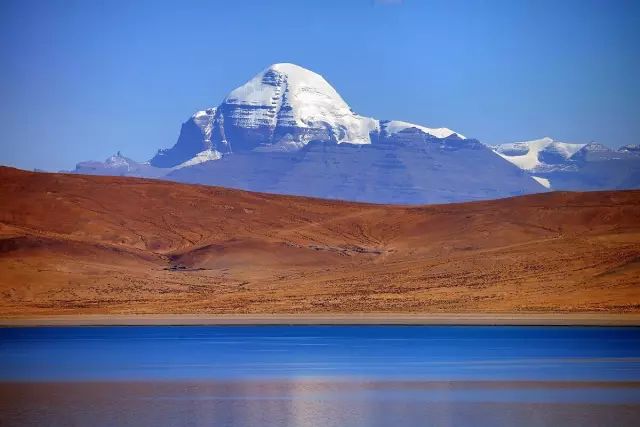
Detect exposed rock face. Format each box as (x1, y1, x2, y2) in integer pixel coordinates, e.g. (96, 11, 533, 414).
(150, 108, 216, 168)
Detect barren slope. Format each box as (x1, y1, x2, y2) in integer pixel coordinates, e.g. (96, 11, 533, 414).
(1, 166, 639, 316)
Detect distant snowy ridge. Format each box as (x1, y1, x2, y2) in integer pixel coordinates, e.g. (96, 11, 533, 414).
(490, 138, 640, 191)
(491, 137, 585, 172)
(381, 120, 463, 140)
(619, 144, 640, 154)
(74, 148, 221, 176)
(74, 152, 166, 178)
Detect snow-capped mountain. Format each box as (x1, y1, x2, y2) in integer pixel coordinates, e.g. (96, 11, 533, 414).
(72, 62, 549, 203)
(148, 63, 465, 167)
(217, 63, 378, 150)
(491, 138, 640, 191)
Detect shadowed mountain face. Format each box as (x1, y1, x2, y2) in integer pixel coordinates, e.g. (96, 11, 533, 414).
(152, 108, 216, 168)
(70, 63, 545, 204)
(560, 143, 640, 190)
(1, 167, 639, 316)
(168, 138, 540, 204)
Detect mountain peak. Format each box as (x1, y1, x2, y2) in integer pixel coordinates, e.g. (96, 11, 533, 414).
(225, 62, 348, 111)
(151, 62, 465, 167)
(106, 151, 131, 165)
(266, 62, 316, 74)
(221, 62, 378, 149)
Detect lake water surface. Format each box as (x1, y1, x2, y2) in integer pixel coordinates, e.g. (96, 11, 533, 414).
(1, 326, 639, 426)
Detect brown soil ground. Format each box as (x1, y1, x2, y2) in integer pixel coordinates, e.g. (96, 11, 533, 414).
(1, 166, 639, 317)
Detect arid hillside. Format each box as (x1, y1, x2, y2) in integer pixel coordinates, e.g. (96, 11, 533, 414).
(1, 166, 639, 316)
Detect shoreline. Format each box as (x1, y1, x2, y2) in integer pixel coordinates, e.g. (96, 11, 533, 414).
(1, 313, 640, 327)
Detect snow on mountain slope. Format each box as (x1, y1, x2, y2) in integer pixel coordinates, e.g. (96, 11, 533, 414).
(174, 149, 222, 169)
(208, 63, 381, 154)
(223, 63, 379, 145)
(192, 108, 216, 145)
(531, 176, 551, 189)
(381, 120, 464, 139)
(492, 137, 585, 171)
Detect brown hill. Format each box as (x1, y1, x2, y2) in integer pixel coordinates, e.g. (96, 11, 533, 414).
(1, 166, 639, 316)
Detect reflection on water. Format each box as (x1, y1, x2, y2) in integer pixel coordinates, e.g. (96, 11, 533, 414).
(2, 380, 640, 427)
(1, 326, 639, 426)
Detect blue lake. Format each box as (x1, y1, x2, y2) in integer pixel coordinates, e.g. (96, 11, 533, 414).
(1, 326, 639, 426)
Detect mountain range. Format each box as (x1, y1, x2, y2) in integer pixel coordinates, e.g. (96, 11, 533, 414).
(71, 63, 639, 203)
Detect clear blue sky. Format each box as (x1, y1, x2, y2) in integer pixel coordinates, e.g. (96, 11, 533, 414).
(1, 0, 638, 171)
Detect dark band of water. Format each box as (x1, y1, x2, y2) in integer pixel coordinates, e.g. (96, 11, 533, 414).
(2, 326, 639, 382)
